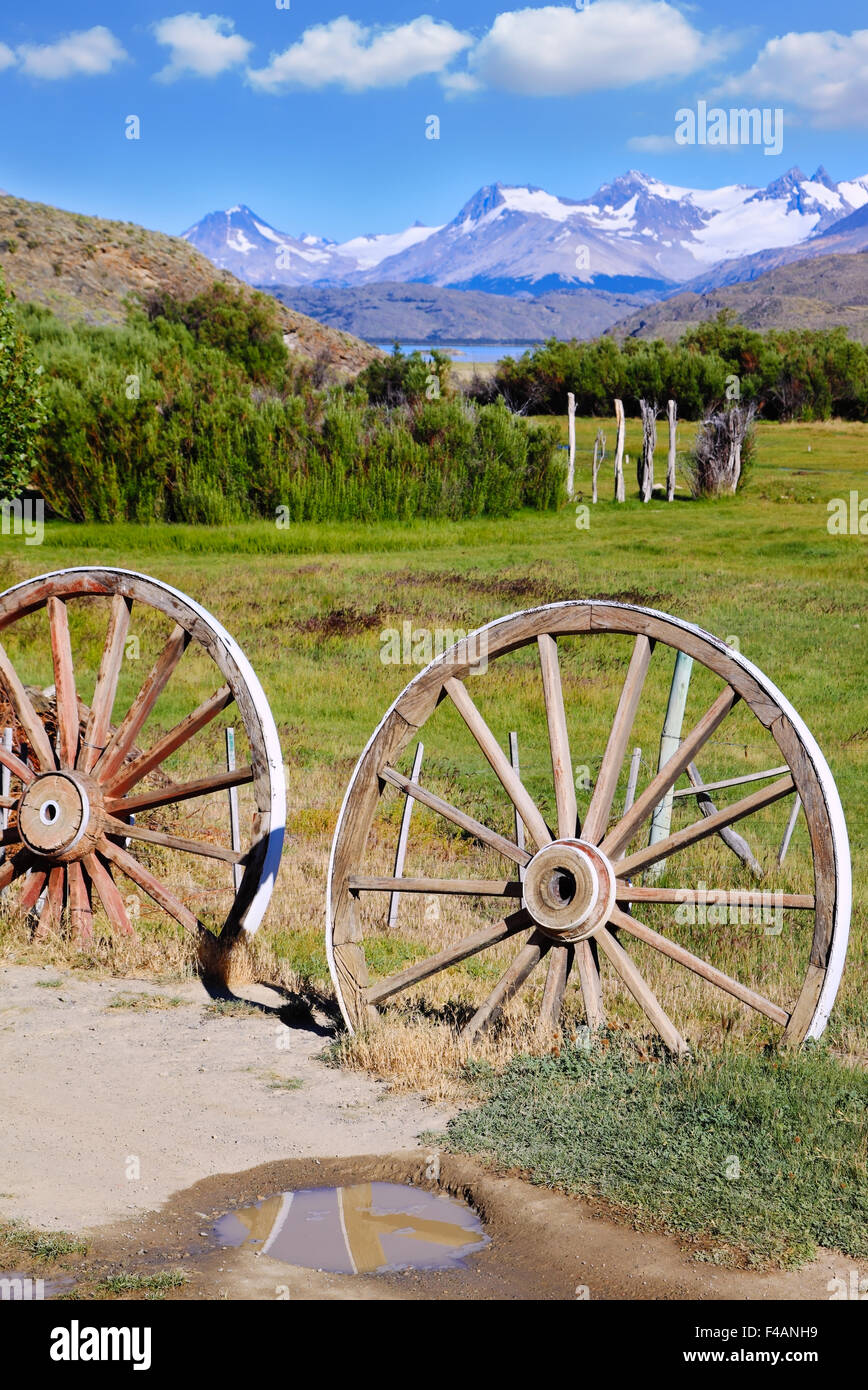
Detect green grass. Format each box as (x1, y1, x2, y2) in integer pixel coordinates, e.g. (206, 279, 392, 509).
(95, 1270, 188, 1297)
(106, 993, 188, 1011)
(443, 1035, 868, 1267)
(0, 1221, 88, 1262)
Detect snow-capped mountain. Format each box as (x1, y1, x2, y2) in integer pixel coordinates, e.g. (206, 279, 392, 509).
(182, 168, 868, 298)
(180, 205, 440, 286)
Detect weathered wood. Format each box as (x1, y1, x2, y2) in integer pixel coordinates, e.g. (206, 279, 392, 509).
(106, 765, 254, 816)
(0, 741, 35, 786)
(595, 926, 689, 1056)
(104, 685, 234, 796)
(98, 837, 200, 933)
(592, 428, 605, 504)
(615, 773, 795, 878)
(638, 399, 658, 502)
(615, 883, 814, 910)
(381, 765, 531, 867)
(777, 793, 802, 865)
(48, 598, 79, 768)
(584, 634, 653, 844)
(610, 906, 789, 1026)
(539, 944, 574, 1034)
(666, 398, 677, 501)
(388, 741, 423, 928)
(674, 765, 789, 797)
(686, 760, 764, 879)
(566, 392, 576, 499)
(84, 851, 135, 935)
(646, 649, 693, 880)
(537, 635, 577, 839)
(0, 640, 56, 770)
(444, 677, 551, 849)
(365, 908, 532, 1005)
(19, 867, 47, 912)
(95, 624, 191, 783)
(79, 593, 132, 774)
(623, 746, 641, 815)
(508, 731, 526, 875)
(613, 399, 626, 502)
(602, 685, 739, 860)
(461, 931, 550, 1041)
(67, 859, 93, 943)
(351, 875, 522, 897)
(103, 815, 244, 865)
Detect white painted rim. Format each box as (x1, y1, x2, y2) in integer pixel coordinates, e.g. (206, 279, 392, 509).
(0, 567, 286, 938)
(327, 599, 850, 1039)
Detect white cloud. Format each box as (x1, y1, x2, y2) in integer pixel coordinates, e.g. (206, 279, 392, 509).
(720, 29, 868, 127)
(247, 15, 472, 92)
(0, 42, 15, 71)
(461, 1, 708, 96)
(16, 25, 127, 80)
(153, 12, 252, 82)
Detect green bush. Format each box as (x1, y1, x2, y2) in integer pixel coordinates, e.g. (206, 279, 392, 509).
(0, 275, 46, 496)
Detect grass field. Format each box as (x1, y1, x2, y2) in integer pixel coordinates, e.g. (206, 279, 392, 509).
(0, 415, 864, 1264)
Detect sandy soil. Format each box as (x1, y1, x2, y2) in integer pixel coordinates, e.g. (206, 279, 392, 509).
(0, 963, 853, 1300)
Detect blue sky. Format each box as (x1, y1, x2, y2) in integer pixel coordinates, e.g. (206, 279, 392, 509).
(1, 2, 867, 240)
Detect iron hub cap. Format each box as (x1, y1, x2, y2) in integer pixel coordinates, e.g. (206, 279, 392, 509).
(522, 838, 616, 943)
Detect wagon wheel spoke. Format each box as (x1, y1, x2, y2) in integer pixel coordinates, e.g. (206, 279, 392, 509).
(0, 745, 34, 786)
(444, 676, 551, 849)
(105, 765, 254, 817)
(34, 865, 65, 940)
(93, 624, 191, 784)
(104, 684, 234, 797)
(380, 765, 529, 867)
(98, 837, 201, 934)
(84, 851, 135, 935)
(78, 593, 132, 773)
(615, 884, 815, 910)
(103, 814, 244, 865)
(583, 634, 653, 843)
(350, 875, 523, 897)
(0, 853, 33, 893)
(538, 633, 603, 1029)
(461, 930, 551, 1041)
(48, 597, 79, 768)
(0, 641, 56, 771)
(609, 906, 789, 1027)
(594, 925, 690, 1056)
(19, 867, 48, 913)
(365, 909, 532, 1006)
(613, 774, 795, 878)
(67, 859, 93, 943)
(601, 685, 739, 860)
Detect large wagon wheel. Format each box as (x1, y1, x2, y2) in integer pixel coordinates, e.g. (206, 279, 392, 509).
(0, 569, 284, 943)
(327, 602, 850, 1053)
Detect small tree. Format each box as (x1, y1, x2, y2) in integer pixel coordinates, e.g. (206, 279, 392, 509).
(682, 402, 757, 497)
(0, 275, 46, 496)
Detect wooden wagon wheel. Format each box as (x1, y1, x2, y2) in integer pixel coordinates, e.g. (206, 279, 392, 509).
(0, 568, 284, 943)
(327, 601, 850, 1053)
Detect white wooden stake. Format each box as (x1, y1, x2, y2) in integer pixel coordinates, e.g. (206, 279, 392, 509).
(0, 728, 9, 870)
(777, 794, 802, 865)
(388, 741, 424, 926)
(566, 393, 576, 499)
(647, 651, 693, 880)
(225, 727, 243, 893)
(623, 745, 642, 816)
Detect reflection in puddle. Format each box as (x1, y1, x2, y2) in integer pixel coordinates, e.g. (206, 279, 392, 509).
(214, 1182, 490, 1274)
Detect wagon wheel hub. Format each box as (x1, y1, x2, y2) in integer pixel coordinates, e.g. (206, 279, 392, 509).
(17, 772, 105, 863)
(523, 838, 616, 943)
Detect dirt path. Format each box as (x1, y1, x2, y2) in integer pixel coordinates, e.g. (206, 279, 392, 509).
(0, 964, 453, 1229)
(0, 963, 852, 1300)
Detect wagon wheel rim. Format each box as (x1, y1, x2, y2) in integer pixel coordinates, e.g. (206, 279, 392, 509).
(0, 568, 285, 944)
(327, 600, 850, 1052)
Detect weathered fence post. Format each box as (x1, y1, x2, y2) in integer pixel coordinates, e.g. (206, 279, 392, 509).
(777, 794, 802, 866)
(613, 399, 625, 502)
(638, 399, 658, 503)
(388, 740, 424, 926)
(592, 428, 605, 504)
(647, 650, 693, 879)
(667, 398, 677, 501)
(566, 392, 576, 499)
(623, 745, 642, 815)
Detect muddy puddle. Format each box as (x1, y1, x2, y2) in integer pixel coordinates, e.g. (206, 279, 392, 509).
(213, 1181, 489, 1275)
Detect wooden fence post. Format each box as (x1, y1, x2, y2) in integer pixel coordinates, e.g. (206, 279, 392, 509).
(566, 393, 576, 499)
(639, 399, 658, 503)
(388, 741, 424, 926)
(647, 650, 693, 879)
(667, 399, 677, 501)
(613, 400, 625, 502)
(592, 428, 605, 504)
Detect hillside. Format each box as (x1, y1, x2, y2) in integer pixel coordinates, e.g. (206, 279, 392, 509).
(267, 280, 655, 344)
(0, 194, 379, 375)
(609, 251, 868, 343)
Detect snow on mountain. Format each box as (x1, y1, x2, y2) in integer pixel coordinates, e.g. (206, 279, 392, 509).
(182, 167, 868, 299)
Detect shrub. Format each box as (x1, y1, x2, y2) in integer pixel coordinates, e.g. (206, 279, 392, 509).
(0, 275, 46, 496)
